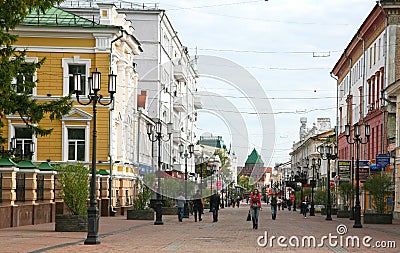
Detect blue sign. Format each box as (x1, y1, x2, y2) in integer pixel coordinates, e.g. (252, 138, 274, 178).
(376, 153, 390, 170)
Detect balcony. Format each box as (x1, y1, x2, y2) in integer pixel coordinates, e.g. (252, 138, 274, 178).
(174, 64, 187, 82)
(173, 96, 186, 112)
(194, 95, 202, 109)
(173, 130, 187, 143)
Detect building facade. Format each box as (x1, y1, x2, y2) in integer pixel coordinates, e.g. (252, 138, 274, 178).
(0, 5, 142, 228)
(331, 0, 400, 217)
(60, 0, 201, 190)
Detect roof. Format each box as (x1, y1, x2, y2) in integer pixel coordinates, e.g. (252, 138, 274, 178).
(22, 7, 113, 28)
(38, 162, 54, 171)
(245, 148, 264, 164)
(17, 160, 38, 169)
(0, 158, 17, 167)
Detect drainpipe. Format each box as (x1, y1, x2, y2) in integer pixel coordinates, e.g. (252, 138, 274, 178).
(378, 1, 389, 153)
(108, 29, 125, 216)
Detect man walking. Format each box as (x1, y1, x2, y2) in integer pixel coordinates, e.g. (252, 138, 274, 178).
(210, 192, 221, 222)
(192, 190, 204, 222)
(177, 192, 185, 222)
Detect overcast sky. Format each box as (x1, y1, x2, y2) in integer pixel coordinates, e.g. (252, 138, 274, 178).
(148, 0, 376, 166)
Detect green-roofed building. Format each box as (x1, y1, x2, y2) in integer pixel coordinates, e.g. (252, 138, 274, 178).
(0, 3, 143, 227)
(245, 148, 264, 166)
(238, 148, 266, 180)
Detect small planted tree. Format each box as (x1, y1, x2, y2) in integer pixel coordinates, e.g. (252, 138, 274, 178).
(56, 163, 89, 215)
(363, 173, 393, 214)
(338, 182, 352, 211)
(132, 185, 152, 210)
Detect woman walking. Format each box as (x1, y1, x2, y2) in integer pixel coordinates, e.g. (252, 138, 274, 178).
(249, 189, 262, 229)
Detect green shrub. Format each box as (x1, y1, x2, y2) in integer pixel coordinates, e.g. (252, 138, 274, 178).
(132, 185, 152, 210)
(56, 163, 89, 215)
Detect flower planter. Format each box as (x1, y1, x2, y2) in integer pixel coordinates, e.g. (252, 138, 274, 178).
(162, 207, 178, 215)
(55, 214, 87, 232)
(337, 210, 350, 218)
(127, 209, 154, 220)
(364, 213, 392, 224)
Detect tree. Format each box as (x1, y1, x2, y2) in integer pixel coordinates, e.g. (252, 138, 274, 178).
(0, 0, 72, 143)
(55, 163, 89, 215)
(338, 182, 352, 210)
(363, 173, 393, 214)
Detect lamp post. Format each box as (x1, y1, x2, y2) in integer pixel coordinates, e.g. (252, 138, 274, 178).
(179, 143, 194, 218)
(74, 69, 116, 245)
(1, 138, 17, 158)
(310, 158, 321, 216)
(345, 123, 370, 228)
(147, 120, 173, 225)
(317, 142, 337, 221)
(290, 171, 297, 211)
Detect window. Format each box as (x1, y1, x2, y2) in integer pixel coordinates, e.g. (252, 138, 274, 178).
(15, 127, 33, 158)
(62, 57, 91, 96)
(36, 175, 44, 201)
(68, 64, 86, 95)
(68, 128, 86, 161)
(16, 173, 25, 202)
(14, 63, 35, 94)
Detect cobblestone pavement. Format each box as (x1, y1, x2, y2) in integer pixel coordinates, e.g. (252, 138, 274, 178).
(1, 203, 399, 253)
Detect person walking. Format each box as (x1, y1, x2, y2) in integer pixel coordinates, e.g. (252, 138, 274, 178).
(270, 195, 278, 220)
(210, 192, 221, 222)
(249, 189, 262, 229)
(192, 190, 204, 222)
(301, 196, 309, 218)
(177, 192, 185, 222)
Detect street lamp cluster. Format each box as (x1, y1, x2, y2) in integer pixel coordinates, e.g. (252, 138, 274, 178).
(308, 158, 321, 216)
(317, 142, 337, 221)
(345, 123, 370, 228)
(146, 120, 172, 225)
(179, 143, 194, 218)
(74, 69, 116, 245)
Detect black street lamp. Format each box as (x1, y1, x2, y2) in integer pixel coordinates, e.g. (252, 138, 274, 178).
(317, 142, 337, 221)
(309, 158, 321, 216)
(147, 120, 172, 225)
(289, 171, 297, 212)
(179, 143, 194, 218)
(1, 138, 17, 158)
(345, 123, 370, 228)
(74, 69, 116, 245)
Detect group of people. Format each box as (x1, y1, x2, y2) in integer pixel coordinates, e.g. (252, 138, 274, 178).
(248, 189, 311, 229)
(177, 188, 311, 227)
(248, 188, 279, 229)
(176, 190, 221, 223)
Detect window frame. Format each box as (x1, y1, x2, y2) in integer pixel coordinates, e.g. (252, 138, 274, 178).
(62, 56, 91, 96)
(64, 126, 90, 162)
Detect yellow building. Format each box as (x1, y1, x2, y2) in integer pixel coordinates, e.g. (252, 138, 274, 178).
(0, 5, 142, 227)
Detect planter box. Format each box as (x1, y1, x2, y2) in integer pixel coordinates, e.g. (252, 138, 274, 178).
(127, 209, 154, 220)
(321, 208, 338, 216)
(337, 210, 350, 218)
(364, 213, 393, 224)
(162, 207, 178, 215)
(55, 214, 87, 232)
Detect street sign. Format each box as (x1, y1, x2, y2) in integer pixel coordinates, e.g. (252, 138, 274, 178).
(376, 153, 390, 170)
(356, 160, 370, 181)
(338, 160, 351, 180)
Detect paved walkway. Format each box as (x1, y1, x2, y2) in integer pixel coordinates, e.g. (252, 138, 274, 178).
(1, 203, 400, 252)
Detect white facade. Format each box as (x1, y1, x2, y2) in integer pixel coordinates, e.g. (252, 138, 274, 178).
(60, 1, 200, 176)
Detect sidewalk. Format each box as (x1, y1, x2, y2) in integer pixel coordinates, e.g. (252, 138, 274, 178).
(1, 203, 399, 252)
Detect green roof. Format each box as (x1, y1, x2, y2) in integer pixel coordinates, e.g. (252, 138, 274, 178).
(0, 158, 17, 167)
(98, 169, 110, 175)
(17, 160, 38, 169)
(22, 7, 112, 28)
(38, 162, 54, 171)
(245, 148, 264, 165)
